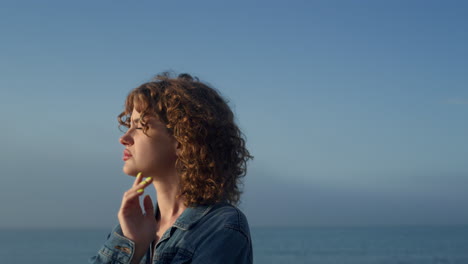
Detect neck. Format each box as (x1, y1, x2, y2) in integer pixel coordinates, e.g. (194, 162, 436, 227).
(150, 171, 187, 226)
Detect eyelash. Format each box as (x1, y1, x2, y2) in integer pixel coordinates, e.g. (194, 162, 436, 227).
(124, 125, 143, 130)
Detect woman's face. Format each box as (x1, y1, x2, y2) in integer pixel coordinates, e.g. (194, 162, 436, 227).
(119, 108, 179, 178)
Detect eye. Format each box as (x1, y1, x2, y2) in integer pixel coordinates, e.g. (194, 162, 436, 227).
(135, 121, 147, 130)
(119, 125, 142, 133)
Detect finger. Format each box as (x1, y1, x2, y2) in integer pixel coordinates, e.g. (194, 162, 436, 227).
(127, 177, 152, 198)
(119, 190, 144, 216)
(132, 172, 143, 188)
(143, 195, 154, 217)
(132, 176, 153, 191)
(123, 187, 146, 205)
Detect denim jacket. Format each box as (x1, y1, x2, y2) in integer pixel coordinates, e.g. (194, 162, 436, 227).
(88, 200, 253, 264)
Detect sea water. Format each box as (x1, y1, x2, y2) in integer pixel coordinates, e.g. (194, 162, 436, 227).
(1, 226, 467, 264)
(251, 226, 468, 264)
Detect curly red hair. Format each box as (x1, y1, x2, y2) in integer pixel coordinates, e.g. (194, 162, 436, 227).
(117, 71, 254, 207)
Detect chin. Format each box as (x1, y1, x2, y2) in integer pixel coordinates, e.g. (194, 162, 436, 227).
(122, 165, 138, 177)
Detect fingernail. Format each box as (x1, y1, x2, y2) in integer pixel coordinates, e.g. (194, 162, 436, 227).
(144, 177, 152, 182)
(139, 179, 149, 185)
(137, 189, 144, 193)
(137, 172, 142, 178)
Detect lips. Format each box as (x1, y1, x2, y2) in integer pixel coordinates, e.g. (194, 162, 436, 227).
(123, 149, 132, 160)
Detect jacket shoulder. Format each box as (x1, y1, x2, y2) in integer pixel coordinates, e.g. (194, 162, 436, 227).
(201, 202, 251, 235)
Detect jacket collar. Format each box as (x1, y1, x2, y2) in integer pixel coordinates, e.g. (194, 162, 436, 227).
(153, 200, 228, 231)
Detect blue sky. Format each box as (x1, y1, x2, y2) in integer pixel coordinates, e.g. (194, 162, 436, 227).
(1, 0, 467, 228)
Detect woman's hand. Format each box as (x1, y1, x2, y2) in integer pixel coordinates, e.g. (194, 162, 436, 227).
(118, 172, 157, 248)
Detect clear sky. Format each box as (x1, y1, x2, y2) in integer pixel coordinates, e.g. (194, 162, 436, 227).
(1, 0, 467, 228)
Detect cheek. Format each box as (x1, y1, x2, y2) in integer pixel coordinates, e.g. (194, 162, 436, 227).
(134, 131, 176, 165)
(144, 140, 176, 166)
(131, 140, 153, 163)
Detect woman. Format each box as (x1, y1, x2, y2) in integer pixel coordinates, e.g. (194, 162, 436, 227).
(88, 71, 254, 264)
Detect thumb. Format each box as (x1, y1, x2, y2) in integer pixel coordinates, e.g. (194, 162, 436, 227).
(143, 195, 154, 218)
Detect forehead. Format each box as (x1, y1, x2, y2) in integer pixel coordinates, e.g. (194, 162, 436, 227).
(130, 108, 141, 118)
(130, 108, 160, 125)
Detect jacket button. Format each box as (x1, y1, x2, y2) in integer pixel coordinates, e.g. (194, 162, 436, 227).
(114, 245, 132, 254)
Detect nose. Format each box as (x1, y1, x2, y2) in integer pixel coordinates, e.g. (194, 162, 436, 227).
(119, 131, 133, 146)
